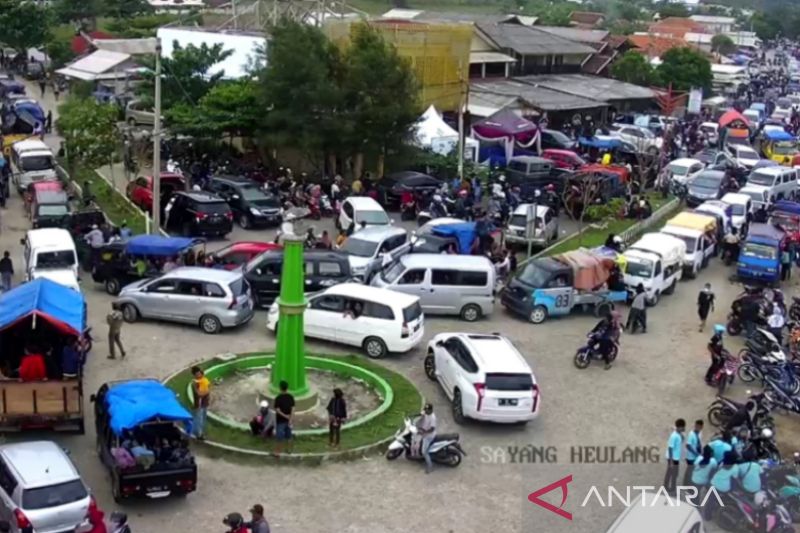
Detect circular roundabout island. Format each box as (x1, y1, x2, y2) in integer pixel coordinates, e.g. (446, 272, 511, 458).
(164, 352, 423, 461)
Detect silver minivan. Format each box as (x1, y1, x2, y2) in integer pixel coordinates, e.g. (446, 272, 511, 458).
(114, 267, 254, 334)
(0, 441, 92, 533)
(371, 253, 495, 321)
(340, 225, 412, 280)
(504, 204, 559, 248)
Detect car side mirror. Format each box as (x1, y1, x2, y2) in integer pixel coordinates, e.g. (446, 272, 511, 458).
(435, 340, 444, 347)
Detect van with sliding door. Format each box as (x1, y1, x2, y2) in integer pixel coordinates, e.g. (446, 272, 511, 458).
(20, 228, 79, 291)
(9, 139, 57, 193)
(622, 233, 686, 306)
(371, 254, 495, 322)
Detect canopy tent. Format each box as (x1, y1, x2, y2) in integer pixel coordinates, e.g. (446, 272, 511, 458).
(0, 279, 85, 336)
(718, 109, 750, 129)
(125, 235, 203, 256)
(13, 102, 45, 125)
(471, 107, 538, 162)
(105, 379, 193, 435)
(763, 129, 795, 142)
(414, 105, 478, 162)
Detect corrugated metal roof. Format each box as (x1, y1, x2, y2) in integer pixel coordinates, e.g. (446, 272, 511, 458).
(476, 22, 595, 56)
(471, 78, 604, 112)
(470, 51, 517, 64)
(536, 26, 609, 43)
(60, 49, 131, 76)
(516, 73, 656, 101)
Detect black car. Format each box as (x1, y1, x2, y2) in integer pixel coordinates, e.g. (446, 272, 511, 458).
(379, 171, 442, 210)
(540, 129, 577, 151)
(245, 250, 351, 307)
(208, 175, 282, 229)
(163, 191, 233, 237)
(685, 170, 726, 207)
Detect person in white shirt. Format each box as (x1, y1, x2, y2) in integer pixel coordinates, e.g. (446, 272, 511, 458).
(417, 403, 437, 473)
(767, 304, 785, 345)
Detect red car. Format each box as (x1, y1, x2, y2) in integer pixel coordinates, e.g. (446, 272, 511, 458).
(126, 173, 186, 212)
(541, 149, 585, 170)
(209, 241, 281, 270)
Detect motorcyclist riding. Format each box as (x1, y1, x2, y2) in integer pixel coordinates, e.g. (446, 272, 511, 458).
(589, 310, 620, 370)
(223, 512, 248, 533)
(430, 194, 448, 219)
(704, 325, 726, 386)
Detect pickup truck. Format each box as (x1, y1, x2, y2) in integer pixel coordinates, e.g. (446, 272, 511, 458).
(92, 379, 197, 503)
(0, 379, 84, 433)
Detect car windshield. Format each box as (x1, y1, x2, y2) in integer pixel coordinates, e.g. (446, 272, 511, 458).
(197, 202, 229, 213)
(229, 277, 248, 296)
(341, 238, 379, 257)
(737, 147, 759, 159)
(728, 203, 746, 216)
(692, 177, 721, 190)
(382, 261, 406, 283)
(547, 130, 571, 144)
(38, 205, 69, 216)
(742, 242, 778, 260)
(700, 125, 716, 134)
(239, 187, 270, 201)
(773, 142, 796, 155)
(403, 301, 423, 322)
(485, 373, 534, 391)
(36, 250, 76, 269)
(515, 263, 551, 288)
(21, 155, 54, 172)
(251, 195, 280, 208)
(748, 171, 776, 186)
(22, 479, 87, 510)
(663, 232, 696, 253)
(669, 164, 689, 176)
(626, 258, 654, 278)
(355, 210, 389, 225)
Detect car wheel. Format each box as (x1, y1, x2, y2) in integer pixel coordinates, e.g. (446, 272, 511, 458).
(424, 353, 436, 381)
(451, 389, 466, 425)
(529, 305, 547, 324)
(200, 314, 222, 335)
(460, 304, 481, 322)
(238, 214, 251, 229)
(363, 337, 387, 359)
(121, 304, 139, 323)
(105, 278, 121, 296)
(647, 291, 660, 307)
(127, 118, 136, 127)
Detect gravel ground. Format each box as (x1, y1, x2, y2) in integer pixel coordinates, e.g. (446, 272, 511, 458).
(5, 79, 793, 532)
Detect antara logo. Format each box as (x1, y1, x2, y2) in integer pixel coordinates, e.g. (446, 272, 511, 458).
(528, 475, 724, 520)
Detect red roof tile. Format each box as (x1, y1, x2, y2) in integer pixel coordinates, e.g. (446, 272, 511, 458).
(70, 31, 115, 55)
(569, 11, 605, 26)
(628, 34, 695, 58)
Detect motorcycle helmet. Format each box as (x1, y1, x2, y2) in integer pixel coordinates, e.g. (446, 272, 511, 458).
(761, 427, 774, 439)
(714, 324, 725, 335)
(259, 400, 269, 409)
(223, 513, 244, 528)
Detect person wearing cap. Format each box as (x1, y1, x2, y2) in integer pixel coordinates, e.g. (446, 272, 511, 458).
(246, 504, 270, 533)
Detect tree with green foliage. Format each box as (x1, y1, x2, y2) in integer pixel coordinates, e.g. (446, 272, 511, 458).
(340, 24, 419, 177)
(170, 79, 260, 138)
(104, 0, 153, 19)
(137, 42, 232, 111)
(45, 36, 75, 71)
(610, 50, 654, 86)
(529, 2, 573, 26)
(0, 0, 52, 54)
(56, 96, 118, 176)
(656, 1, 689, 18)
(711, 34, 736, 55)
(655, 47, 712, 92)
(52, 0, 102, 29)
(259, 20, 347, 169)
(611, 0, 641, 21)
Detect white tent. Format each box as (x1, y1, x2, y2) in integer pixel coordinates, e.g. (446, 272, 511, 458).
(415, 105, 479, 162)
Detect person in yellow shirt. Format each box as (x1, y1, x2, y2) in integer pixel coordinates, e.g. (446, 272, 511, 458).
(351, 177, 363, 195)
(601, 152, 612, 166)
(191, 366, 211, 440)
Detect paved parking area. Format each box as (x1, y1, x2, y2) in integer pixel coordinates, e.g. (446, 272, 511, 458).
(2, 181, 789, 531)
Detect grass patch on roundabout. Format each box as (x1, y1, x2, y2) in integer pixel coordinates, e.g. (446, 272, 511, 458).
(164, 352, 423, 458)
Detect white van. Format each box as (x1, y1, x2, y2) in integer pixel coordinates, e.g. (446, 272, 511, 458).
(10, 139, 57, 193)
(695, 200, 732, 235)
(745, 166, 798, 203)
(371, 254, 495, 322)
(659, 225, 715, 278)
(721, 192, 753, 231)
(738, 184, 770, 211)
(337, 196, 391, 232)
(605, 491, 706, 533)
(623, 233, 686, 306)
(504, 204, 559, 248)
(266, 283, 424, 359)
(21, 228, 79, 291)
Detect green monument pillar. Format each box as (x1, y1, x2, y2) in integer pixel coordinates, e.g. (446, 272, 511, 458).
(269, 234, 315, 405)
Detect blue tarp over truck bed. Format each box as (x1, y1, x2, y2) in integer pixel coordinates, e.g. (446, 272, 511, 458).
(105, 379, 192, 435)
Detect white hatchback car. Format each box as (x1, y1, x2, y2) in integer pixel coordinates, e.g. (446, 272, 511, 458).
(424, 333, 540, 424)
(266, 283, 424, 358)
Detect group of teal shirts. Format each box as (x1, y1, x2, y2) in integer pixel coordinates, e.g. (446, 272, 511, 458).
(667, 430, 762, 494)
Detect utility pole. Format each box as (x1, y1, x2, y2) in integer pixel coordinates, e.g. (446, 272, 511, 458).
(457, 62, 465, 182)
(151, 39, 162, 235)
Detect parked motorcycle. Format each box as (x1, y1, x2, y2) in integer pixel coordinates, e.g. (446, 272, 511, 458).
(708, 392, 773, 429)
(385, 416, 466, 467)
(574, 333, 618, 369)
(715, 490, 795, 533)
(710, 349, 739, 395)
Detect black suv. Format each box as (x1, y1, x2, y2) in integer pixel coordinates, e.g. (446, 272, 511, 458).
(208, 175, 282, 229)
(163, 191, 233, 237)
(245, 250, 351, 307)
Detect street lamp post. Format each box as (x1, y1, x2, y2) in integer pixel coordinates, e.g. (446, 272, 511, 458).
(151, 40, 162, 234)
(527, 188, 541, 259)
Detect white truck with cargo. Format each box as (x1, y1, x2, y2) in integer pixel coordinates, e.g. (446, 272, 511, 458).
(622, 233, 686, 306)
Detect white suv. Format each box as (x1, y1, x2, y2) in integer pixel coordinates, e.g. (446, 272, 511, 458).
(424, 333, 540, 424)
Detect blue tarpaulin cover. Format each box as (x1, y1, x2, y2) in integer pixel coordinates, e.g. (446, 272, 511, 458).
(0, 278, 84, 335)
(106, 379, 192, 435)
(431, 222, 479, 254)
(747, 223, 785, 242)
(578, 137, 622, 149)
(773, 200, 800, 216)
(763, 129, 795, 142)
(125, 235, 201, 256)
